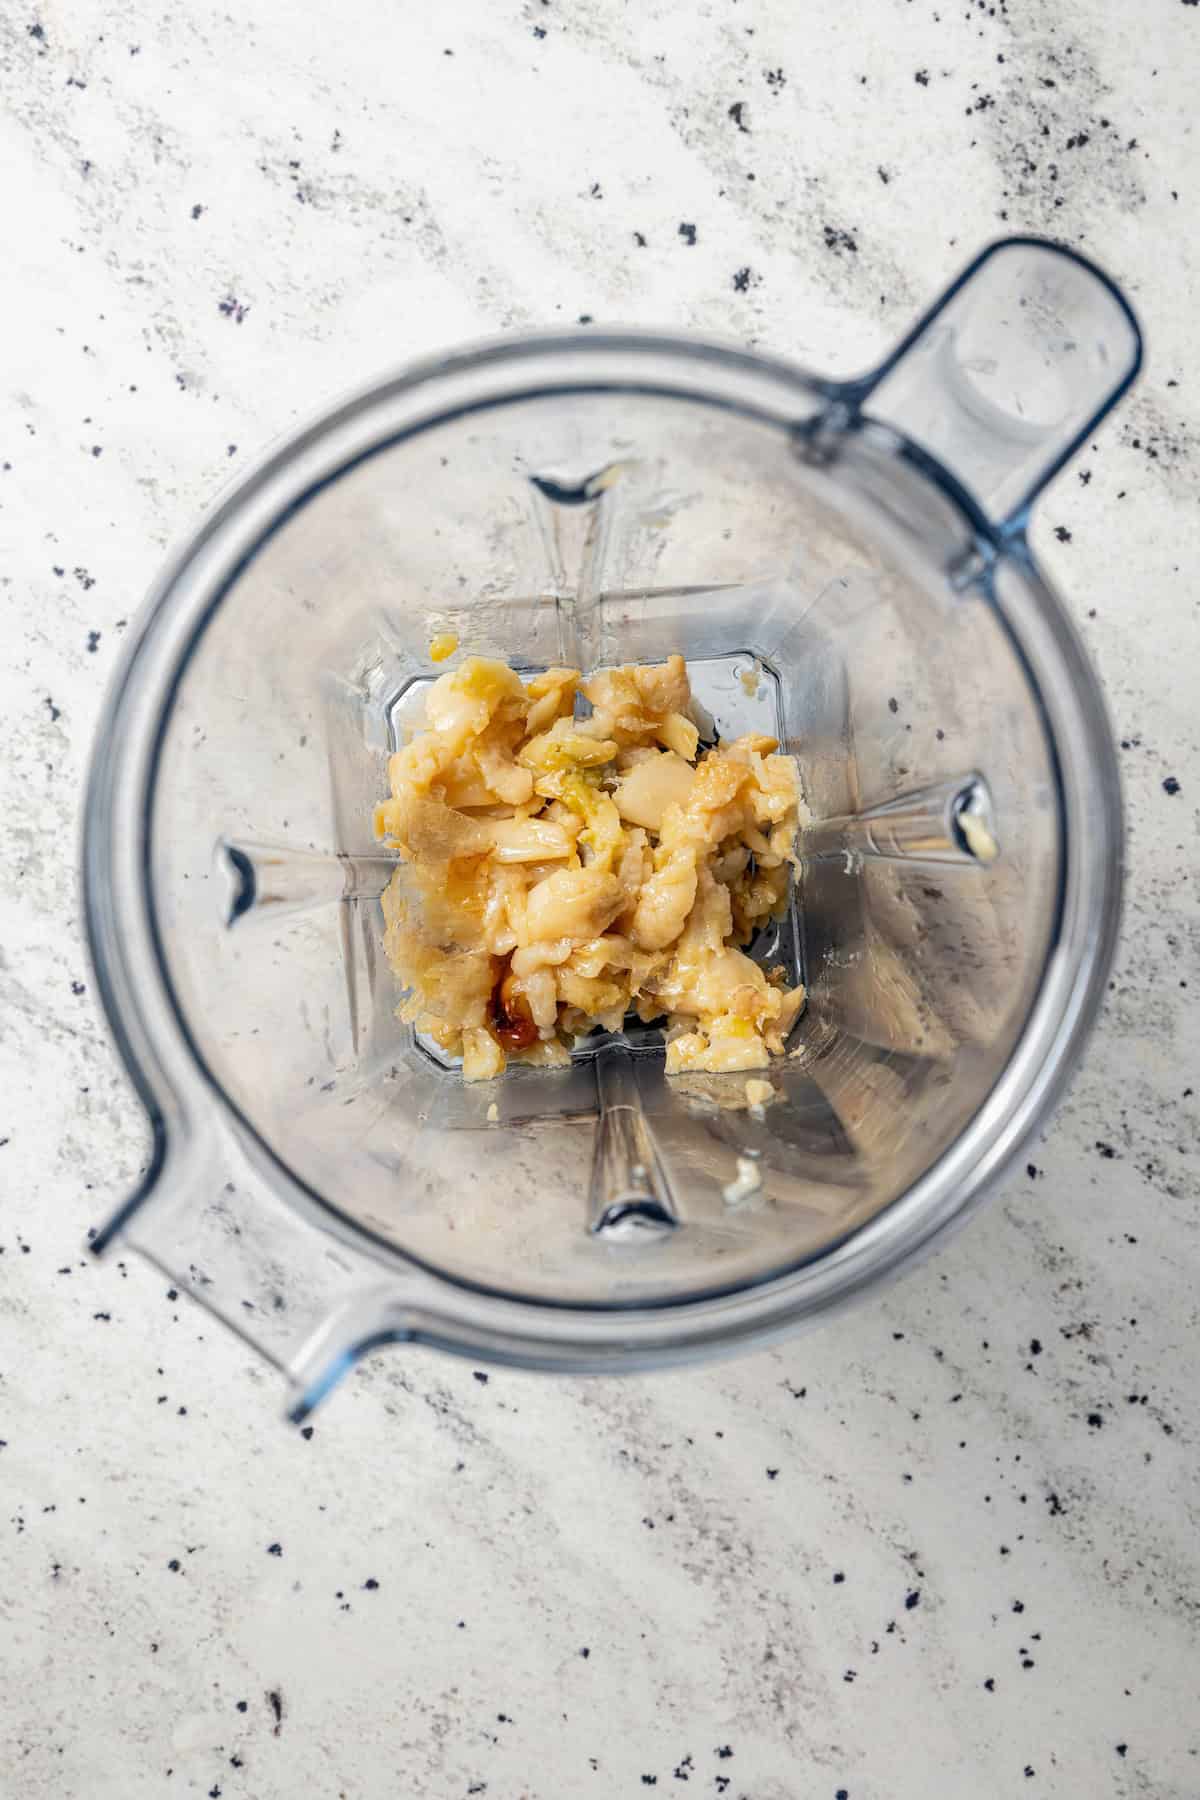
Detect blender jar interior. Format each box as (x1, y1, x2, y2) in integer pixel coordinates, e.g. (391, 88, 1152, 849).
(148, 387, 1060, 1307)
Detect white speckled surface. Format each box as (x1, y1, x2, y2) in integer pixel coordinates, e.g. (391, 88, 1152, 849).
(2, 3, 1198, 1796)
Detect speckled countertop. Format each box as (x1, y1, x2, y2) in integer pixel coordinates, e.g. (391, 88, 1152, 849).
(2, 3, 1198, 1796)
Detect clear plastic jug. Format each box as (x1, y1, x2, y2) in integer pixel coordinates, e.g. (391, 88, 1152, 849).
(85, 237, 1141, 1416)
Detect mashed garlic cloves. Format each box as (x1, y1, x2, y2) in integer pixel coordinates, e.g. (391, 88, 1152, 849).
(376, 652, 806, 1078)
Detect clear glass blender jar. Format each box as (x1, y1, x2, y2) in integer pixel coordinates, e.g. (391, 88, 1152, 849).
(85, 237, 1141, 1416)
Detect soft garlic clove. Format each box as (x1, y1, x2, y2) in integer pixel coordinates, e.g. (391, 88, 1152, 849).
(655, 711, 700, 760)
(486, 818, 574, 863)
(614, 751, 697, 831)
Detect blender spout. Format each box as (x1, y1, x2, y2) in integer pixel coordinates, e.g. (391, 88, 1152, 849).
(91, 1111, 407, 1414)
(800, 773, 999, 870)
(588, 1046, 679, 1240)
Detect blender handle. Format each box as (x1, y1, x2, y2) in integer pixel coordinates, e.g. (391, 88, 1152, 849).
(849, 236, 1143, 537)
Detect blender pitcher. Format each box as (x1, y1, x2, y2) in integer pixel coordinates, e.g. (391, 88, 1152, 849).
(85, 237, 1140, 1416)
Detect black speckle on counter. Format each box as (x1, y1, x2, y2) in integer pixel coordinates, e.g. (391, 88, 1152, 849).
(641, 1777, 657, 1787)
(1162, 775, 1181, 795)
(915, 68, 930, 85)
(1116, 1744, 1128, 1757)
(1054, 525, 1072, 542)
(167, 1558, 181, 1572)
(363, 1577, 379, 1591)
(1095, 1141, 1117, 1159)
(887, 695, 899, 713)
(217, 294, 249, 325)
(715, 1745, 733, 1759)
(633, 231, 647, 247)
(1030, 1338, 1043, 1356)
(472, 1370, 489, 1384)
(984, 1677, 995, 1691)
(678, 222, 697, 246)
(86, 630, 100, 653)
(579, 1645, 590, 1657)
(300, 1425, 314, 1440)
(267, 1689, 283, 1734)
(266, 1542, 282, 1556)
(235, 1700, 248, 1713)
(732, 266, 760, 293)
(764, 67, 786, 91)
(832, 1570, 845, 1583)
(766, 1467, 778, 1480)
(904, 1589, 921, 1610)
(728, 100, 749, 132)
(1087, 1411, 1104, 1429)
(822, 224, 858, 255)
